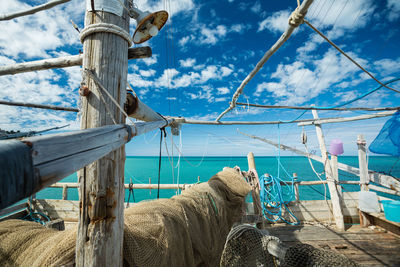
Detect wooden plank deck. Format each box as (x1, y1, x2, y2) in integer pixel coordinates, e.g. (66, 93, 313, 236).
(266, 223, 400, 266)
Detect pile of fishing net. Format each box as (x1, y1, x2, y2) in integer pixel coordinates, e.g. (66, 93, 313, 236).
(0, 219, 76, 266)
(220, 224, 358, 267)
(0, 167, 251, 266)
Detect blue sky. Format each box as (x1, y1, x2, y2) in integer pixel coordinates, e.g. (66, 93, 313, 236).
(0, 0, 400, 156)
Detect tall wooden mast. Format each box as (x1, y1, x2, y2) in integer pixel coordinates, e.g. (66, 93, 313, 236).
(76, 1, 130, 266)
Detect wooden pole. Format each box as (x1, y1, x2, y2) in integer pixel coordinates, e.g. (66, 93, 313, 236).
(330, 155, 342, 198)
(247, 152, 256, 170)
(0, 100, 78, 112)
(76, 2, 129, 266)
(62, 184, 68, 200)
(357, 134, 371, 227)
(312, 109, 345, 231)
(247, 152, 262, 218)
(357, 134, 369, 191)
(298, 110, 396, 126)
(293, 173, 300, 202)
(238, 129, 400, 191)
(0, 0, 71, 21)
(0, 47, 151, 76)
(215, 0, 315, 121)
(235, 102, 400, 112)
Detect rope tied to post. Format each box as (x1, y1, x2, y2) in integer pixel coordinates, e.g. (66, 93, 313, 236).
(288, 7, 306, 27)
(80, 23, 133, 47)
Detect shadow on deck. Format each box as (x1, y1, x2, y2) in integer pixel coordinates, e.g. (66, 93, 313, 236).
(265, 223, 400, 266)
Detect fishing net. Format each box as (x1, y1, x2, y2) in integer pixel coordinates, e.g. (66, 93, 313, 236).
(369, 111, 400, 156)
(0, 219, 76, 267)
(220, 224, 279, 267)
(281, 243, 358, 267)
(0, 167, 251, 267)
(123, 167, 252, 266)
(220, 224, 358, 267)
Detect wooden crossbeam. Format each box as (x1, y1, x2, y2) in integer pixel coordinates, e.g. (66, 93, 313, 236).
(0, 47, 152, 76)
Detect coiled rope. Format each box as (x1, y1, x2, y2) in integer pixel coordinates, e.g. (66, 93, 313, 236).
(80, 23, 133, 47)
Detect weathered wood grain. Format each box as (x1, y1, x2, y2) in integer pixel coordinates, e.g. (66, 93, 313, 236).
(312, 109, 344, 231)
(76, 4, 130, 266)
(0, 47, 151, 76)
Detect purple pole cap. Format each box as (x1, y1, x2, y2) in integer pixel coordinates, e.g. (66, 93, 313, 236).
(329, 139, 344, 155)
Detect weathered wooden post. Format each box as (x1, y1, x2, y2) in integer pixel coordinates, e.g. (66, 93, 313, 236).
(311, 109, 345, 231)
(357, 134, 372, 227)
(357, 134, 369, 191)
(293, 173, 300, 203)
(247, 152, 263, 219)
(76, 1, 130, 266)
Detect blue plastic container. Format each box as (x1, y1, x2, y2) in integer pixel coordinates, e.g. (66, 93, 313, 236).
(381, 200, 400, 223)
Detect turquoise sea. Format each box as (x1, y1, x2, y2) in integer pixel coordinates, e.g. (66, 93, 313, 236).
(36, 156, 400, 202)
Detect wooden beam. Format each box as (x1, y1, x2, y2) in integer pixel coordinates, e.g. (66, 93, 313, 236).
(0, 202, 27, 217)
(0, 47, 152, 76)
(0, 120, 170, 210)
(357, 135, 369, 191)
(0, 0, 71, 21)
(127, 94, 164, 122)
(215, 0, 315, 121)
(238, 130, 400, 191)
(174, 117, 318, 125)
(298, 110, 396, 126)
(312, 109, 344, 231)
(50, 182, 185, 189)
(235, 102, 400, 111)
(0, 100, 78, 112)
(76, 3, 130, 265)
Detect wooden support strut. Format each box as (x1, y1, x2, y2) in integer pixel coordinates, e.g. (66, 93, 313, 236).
(238, 129, 400, 192)
(312, 109, 345, 231)
(0, 47, 151, 76)
(0, 120, 171, 210)
(75, 3, 132, 265)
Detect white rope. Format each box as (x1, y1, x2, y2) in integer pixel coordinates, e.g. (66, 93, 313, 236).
(83, 68, 136, 125)
(80, 23, 133, 47)
(95, 86, 117, 125)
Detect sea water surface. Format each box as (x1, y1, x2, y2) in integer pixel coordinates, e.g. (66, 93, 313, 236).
(36, 156, 400, 202)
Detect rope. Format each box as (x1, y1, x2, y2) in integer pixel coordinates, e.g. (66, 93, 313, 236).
(93, 84, 117, 124)
(80, 23, 133, 47)
(288, 7, 307, 27)
(157, 127, 167, 199)
(303, 19, 400, 94)
(215, 0, 314, 122)
(83, 69, 136, 124)
(126, 179, 135, 208)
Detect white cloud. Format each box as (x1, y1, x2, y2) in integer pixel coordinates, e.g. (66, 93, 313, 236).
(134, 0, 194, 18)
(221, 66, 233, 77)
(251, 1, 262, 14)
(179, 58, 196, 67)
(0, 0, 84, 59)
(230, 23, 252, 34)
(387, 0, 400, 21)
(178, 36, 190, 47)
(307, 0, 375, 32)
(200, 25, 227, 45)
(139, 69, 156, 77)
(217, 87, 230, 95)
(254, 49, 369, 105)
(374, 57, 400, 76)
(258, 10, 290, 33)
(141, 54, 158, 66)
(214, 97, 227, 102)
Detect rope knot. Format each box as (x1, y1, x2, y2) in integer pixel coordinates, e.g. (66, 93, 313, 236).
(288, 7, 306, 27)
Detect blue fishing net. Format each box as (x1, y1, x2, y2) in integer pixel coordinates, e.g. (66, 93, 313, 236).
(369, 111, 400, 156)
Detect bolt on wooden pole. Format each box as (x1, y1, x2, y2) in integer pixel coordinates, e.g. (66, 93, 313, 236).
(76, 1, 130, 266)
